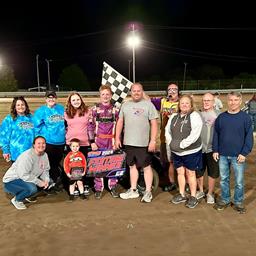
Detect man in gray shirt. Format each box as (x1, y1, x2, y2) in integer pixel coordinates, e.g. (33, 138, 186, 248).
(196, 93, 220, 204)
(3, 136, 50, 210)
(115, 83, 158, 203)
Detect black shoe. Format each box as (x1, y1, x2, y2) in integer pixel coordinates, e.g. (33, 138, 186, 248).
(185, 196, 199, 209)
(46, 188, 57, 195)
(171, 193, 187, 204)
(232, 203, 246, 214)
(213, 201, 231, 211)
(69, 195, 75, 201)
(110, 186, 119, 198)
(46, 184, 62, 195)
(163, 182, 177, 192)
(80, 194, 88, 200)
(49, 180, 63, 193)
(95, 191, 102, 200)
(54, 185, 63, 193)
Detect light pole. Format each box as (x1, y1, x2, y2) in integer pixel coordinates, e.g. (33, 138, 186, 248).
(128, 59, 132, 81)
(132, 25, 136, 83)
(183, 62, 188, 91)
(45, 59, 52, 90)
(36, 54, 40, 91)
(127, 24, 140, 83)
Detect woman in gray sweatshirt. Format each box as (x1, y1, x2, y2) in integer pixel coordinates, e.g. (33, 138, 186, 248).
(3, 136, 50, 210)
(165, 95, 203, 209)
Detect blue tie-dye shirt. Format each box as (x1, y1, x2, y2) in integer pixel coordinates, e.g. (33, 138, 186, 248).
(0, 114, 35, 161)
(33, 104, 65, 145)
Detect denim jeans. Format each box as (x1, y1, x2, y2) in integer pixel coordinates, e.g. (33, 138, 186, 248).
(3, 179, 38, 202)
(219, 156, 245, 205)
(249, 113, 256, 131)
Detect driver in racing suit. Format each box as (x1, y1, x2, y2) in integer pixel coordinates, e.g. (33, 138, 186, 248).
(88, 84, 119, 199)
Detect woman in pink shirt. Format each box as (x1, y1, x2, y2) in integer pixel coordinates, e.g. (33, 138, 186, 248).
(64, 92, 91, 195)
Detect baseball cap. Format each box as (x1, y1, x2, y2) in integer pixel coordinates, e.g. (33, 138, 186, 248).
(45, 91, 57, 98)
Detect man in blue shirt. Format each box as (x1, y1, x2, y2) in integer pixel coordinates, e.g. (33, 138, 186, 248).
(213, 91, 253, 213)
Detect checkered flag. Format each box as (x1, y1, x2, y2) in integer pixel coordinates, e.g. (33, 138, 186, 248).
(101, 61, 133, 108)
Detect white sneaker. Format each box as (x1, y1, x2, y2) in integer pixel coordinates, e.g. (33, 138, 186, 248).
(120, 188, 139, 200)
(207, 193, 215, 204)
(74, 190, 79, 196)
(141, 191, 153, 203)
(84, 185, 90, 196)
(11, 197, 27, 210)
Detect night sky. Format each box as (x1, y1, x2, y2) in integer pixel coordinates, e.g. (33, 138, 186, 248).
(0, 0, 255, 89)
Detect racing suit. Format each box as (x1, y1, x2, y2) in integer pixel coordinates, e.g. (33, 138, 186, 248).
(88, 103, 119, 191)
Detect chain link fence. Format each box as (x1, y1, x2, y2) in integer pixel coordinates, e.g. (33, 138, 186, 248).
(141, 79, 256, 91)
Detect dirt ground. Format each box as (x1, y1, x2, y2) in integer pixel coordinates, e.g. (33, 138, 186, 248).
(0, 94, 256, 256)
(0, 144, 255, 256)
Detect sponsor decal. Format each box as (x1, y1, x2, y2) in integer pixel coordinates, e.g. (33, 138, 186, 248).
(87, 152, 126, 178)
(87, 151, 102, 157)
(49, 114, 64, 122)
(18, 121, 34, 130)
(133, 107, 144, 116)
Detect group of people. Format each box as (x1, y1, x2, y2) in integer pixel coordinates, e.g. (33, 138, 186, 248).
(0, 83, 157, 209)
(0, 83, 254, 213)
(157, 86, 253, 212)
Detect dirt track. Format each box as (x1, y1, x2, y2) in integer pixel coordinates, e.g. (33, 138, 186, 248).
(0, 144, 256, 256)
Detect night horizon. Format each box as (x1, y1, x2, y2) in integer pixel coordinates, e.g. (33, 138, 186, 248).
(1, 1, 256, 89)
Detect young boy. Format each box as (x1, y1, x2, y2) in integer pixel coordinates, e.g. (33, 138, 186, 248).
(88, 84, 119, 199)
(63, 138, 87, 201)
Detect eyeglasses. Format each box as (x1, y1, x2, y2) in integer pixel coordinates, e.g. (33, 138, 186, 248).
(168, 88, 178, 92)
(47, 96, 56, 100)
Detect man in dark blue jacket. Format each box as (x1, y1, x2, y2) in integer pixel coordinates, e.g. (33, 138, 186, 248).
(213, 91, 253, 213)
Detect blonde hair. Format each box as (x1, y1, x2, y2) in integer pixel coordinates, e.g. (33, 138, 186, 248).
(177, 95, 195, 113)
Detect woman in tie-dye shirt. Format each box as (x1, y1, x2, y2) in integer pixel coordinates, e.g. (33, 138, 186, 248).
(0, 96, 34, 162)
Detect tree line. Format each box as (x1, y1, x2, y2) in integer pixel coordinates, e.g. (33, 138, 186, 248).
(1, 63, 256, 92)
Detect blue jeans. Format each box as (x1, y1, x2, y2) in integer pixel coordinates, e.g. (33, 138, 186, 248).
(219, 156, 245, 205)
(4, 179, 38, 202)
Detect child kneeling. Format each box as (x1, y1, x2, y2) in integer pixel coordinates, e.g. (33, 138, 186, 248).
(64, 138, 87, 201)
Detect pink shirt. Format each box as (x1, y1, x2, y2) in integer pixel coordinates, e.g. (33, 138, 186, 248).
(64, 112, 90, 146)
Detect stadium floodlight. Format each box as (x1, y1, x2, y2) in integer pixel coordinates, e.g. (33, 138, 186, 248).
(127, 24, 140, 83)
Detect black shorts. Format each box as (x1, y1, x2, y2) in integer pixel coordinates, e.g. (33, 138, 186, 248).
(69, 179, 83, 185)
(196, 152, 219, 178)
(124, 145, 152, 169)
